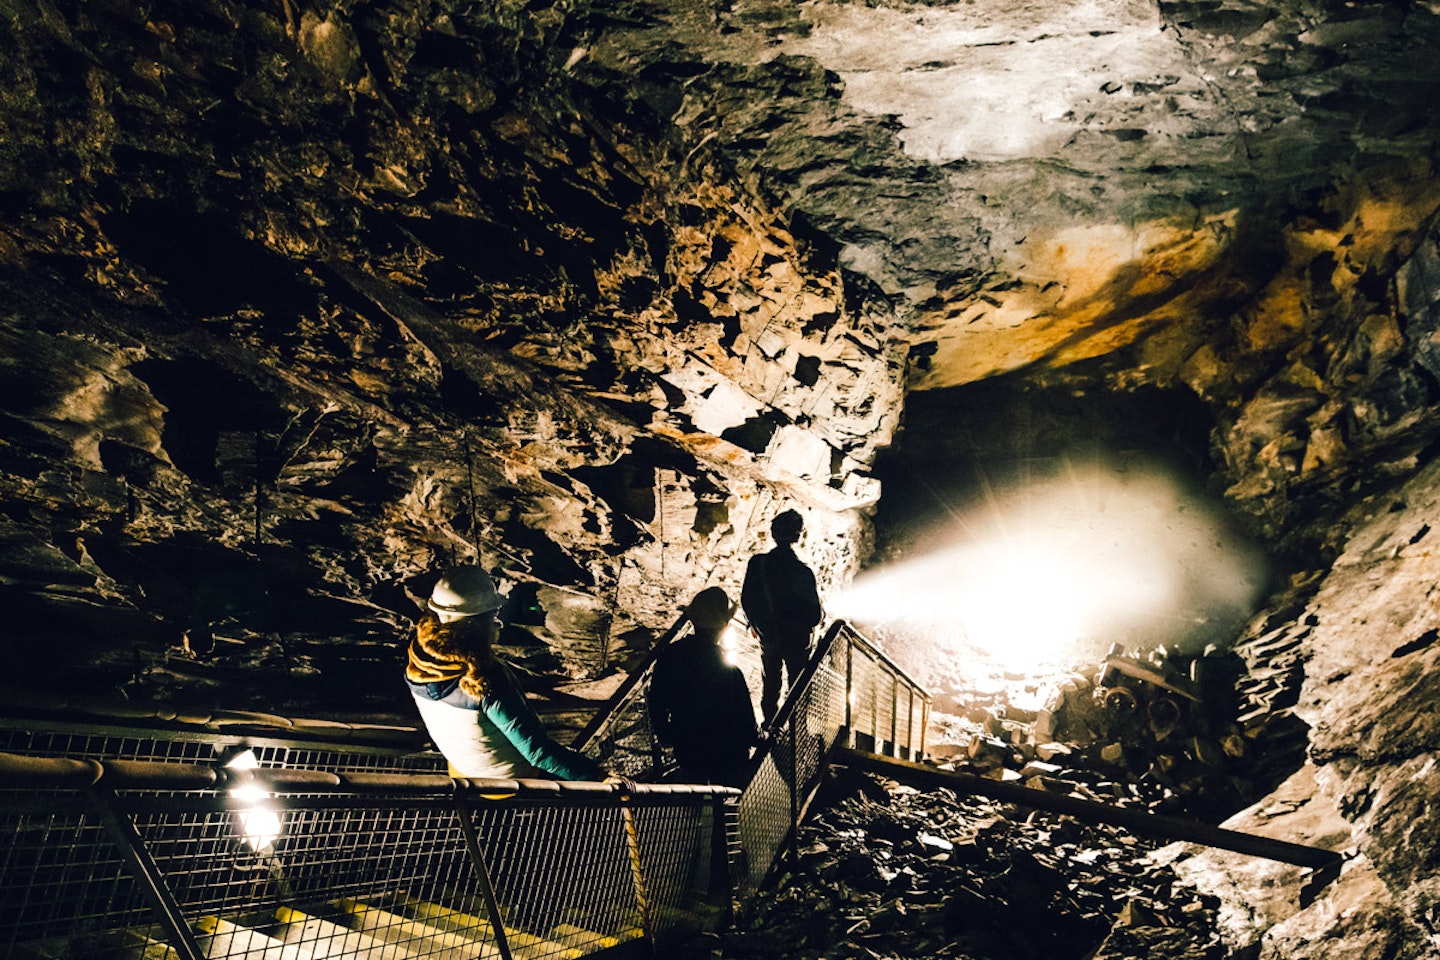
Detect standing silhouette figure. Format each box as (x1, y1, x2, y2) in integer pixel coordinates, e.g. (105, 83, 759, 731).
(741, 510, 823, 727)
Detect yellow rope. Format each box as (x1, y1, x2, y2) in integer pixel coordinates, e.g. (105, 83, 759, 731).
(616, 779, 652, 942)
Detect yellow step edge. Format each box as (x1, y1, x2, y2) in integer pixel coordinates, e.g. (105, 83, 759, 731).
(547, 922, 621, 951)
(271, 906, 402, 960)
(329, 900, 499, 960)
(383, 894, 579, 960)
(120, 927, 183, 960)
(194, 916, 301, 960)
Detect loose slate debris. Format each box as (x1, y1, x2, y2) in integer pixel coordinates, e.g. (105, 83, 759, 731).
(698, 636, 1315, 959)
(707, 768, 1227, 960)
(927, 642, 1304, 825)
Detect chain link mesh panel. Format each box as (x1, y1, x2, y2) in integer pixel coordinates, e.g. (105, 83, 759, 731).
(1, 783, 733, 960)
(0, 724, 446, 778)
(734, 640, 847, 902)
(578, 621, 931, 908)
(0, 620, 925, 958)
(0, 798, 155, 956)
(579, 687, 667, 781)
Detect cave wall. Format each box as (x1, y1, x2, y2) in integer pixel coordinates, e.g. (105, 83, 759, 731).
(0, 0, 904, 717)
(4, 0, 1440, 953)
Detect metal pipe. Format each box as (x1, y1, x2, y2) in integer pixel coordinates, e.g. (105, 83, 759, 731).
(573, 610, 690, 752)
(844, 633, 854, 747)
(0, 751, 737, 802)
(832, 748, 1343, 870)
(788, 719, 800, 865)
(919, 695, 930, 759)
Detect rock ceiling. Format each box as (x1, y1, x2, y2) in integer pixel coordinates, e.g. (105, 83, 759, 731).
(4, 0, 1440, 952)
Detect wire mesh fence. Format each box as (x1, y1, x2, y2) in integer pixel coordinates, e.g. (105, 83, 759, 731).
(1, 798, 155, 956)
(0, 617, 926, 959)
(578, 619, 931, 906)
(0, 722, 447, 780)
(0, 757, 736, 960)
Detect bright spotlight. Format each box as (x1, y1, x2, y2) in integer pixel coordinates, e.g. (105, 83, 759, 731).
(720, 621, 747, 667)
(224, 749, 282, 852)
(832, 459, 1267, 677)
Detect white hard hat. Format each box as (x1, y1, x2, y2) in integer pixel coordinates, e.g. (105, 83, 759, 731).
(428, 565, 504, 617)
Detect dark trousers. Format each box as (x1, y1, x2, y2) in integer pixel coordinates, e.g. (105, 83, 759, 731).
(760, 638, 810, 725)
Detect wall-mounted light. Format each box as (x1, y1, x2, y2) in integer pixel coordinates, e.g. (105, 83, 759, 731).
(222, 748, 282, 852)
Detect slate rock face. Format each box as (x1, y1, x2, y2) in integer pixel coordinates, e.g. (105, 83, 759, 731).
(6, 0, 1440, 955)
(0, 0, 904, 716)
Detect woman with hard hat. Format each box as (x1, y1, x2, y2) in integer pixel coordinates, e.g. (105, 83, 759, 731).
(404, 564, 603, 781)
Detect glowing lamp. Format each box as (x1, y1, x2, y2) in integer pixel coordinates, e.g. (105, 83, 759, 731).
(224, 749, 282, 852)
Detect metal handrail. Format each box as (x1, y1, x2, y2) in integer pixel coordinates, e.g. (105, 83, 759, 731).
(752, 619, 847, 755)
(0, 618, 932, 960)
(578, 617, 931, 771)
(574, 616, 933, 907)
(573, 610, 691, 753)
(843, 624, 929, 701)
(731, 620, 932, 900)
(0, 748, 739, 960)
(0, 749, 736, 800)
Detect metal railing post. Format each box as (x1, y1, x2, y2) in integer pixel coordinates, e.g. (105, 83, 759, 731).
(919, 695, 930, 759)
(890, 671, 900, 757)
(902, 686, 914, 759)
(788, 717, 800, 866)
(843, 635, 854, 748)
(453, 795, 515, 960)
(86, 786, 206, 960)
(708, 793, 737, 919)
(869, 651, 879, 749)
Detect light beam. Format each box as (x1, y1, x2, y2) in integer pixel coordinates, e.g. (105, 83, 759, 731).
(831, 459, 1267, 678)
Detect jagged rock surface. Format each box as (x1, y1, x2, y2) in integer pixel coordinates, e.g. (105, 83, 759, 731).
(4, 0, 1440, 955)
(0, 0, 905, 720)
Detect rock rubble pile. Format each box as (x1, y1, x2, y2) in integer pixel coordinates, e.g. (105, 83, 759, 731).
(925, 643, 1295, 825)
(709, 769, 1226, 960)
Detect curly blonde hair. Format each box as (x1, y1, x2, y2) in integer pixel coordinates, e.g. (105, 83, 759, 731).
(414, 613, 496, 699)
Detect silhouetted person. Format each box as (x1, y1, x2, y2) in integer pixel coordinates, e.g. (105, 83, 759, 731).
(648, 587, 758, 787)
(405, 564, 603, 781)
(742, 509, 823, 726)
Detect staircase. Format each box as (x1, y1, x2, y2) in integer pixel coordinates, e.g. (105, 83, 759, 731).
(12, 893, 640, 960)
(0, 740, 731, 960)
(575, 619, 933, 904)
(0, 619, 932, 960)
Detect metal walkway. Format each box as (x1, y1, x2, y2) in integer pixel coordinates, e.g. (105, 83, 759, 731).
(0, 619, 932, 959)
(576, 619, 932, 903)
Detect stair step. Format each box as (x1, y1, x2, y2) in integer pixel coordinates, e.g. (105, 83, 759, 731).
(416, 890, 649, 953)
(15, 925, 181, 960)
(329, 899, 494, 960)
(546, 923, 621, 951)
(194, 916, 305, 960)
(120, 927, 183, 960)
(6, 937, 73, 959)
(384, 893, 580, 960)
(271, 906, 408, 960)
